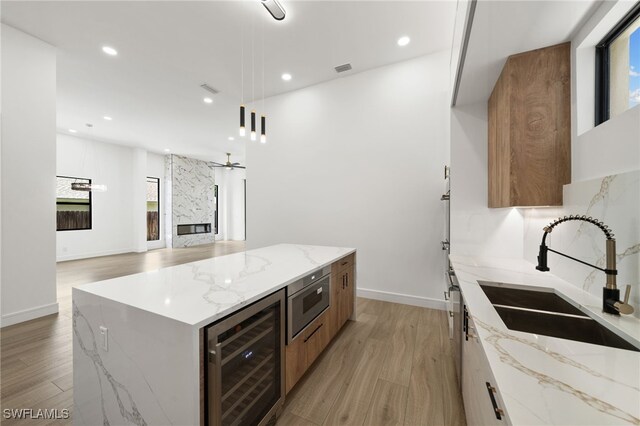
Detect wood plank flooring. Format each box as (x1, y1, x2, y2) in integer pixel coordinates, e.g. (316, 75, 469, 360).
(1, 242, 466, 425)
(0, 242, 245, 426)
(279, 298, 466, 426)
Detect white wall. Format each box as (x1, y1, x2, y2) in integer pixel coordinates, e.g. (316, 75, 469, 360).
(214, 168, 246, 241)
(247, 53, 450, 309)
(57, 135, 164, 260)
(1, 24, 58, 326)
(449, 102, 525, 259)
(572, 0, 640, 183)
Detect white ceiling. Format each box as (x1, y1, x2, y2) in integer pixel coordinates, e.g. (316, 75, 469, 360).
(455, 0, 601, 106)
(1, 1, 456, 162)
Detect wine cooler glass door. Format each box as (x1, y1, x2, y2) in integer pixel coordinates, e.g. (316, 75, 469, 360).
(207, 290, 284, 426)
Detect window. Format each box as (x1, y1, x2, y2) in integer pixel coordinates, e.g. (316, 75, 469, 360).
(595, 3, 640, 125)
(56, 176, 92, 231)
(147, 177, 160, 241)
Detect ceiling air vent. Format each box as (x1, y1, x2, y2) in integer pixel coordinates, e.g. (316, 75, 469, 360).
(200, 83, 220, 95)
(334, 63, 352, 73)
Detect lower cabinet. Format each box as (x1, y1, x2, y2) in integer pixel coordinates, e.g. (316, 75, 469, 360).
(330, 257, 355, 339)
(286, 254, 355, 394)
(285, 306, 331, 394)
(462, 300, 510, 425)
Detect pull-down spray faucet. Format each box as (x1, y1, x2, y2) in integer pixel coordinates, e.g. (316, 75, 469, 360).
(535, 215, 634, 316)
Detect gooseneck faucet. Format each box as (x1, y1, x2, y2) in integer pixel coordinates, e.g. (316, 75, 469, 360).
(535, 215, 634, 316)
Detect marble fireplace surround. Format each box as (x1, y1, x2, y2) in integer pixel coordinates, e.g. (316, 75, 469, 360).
(166, 155, 216, 248)
(523, 170, 640, 317)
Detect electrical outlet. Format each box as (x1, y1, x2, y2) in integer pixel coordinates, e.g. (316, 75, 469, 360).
(99, 326, 108, 351)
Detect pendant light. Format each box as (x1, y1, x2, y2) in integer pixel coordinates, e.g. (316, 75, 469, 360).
(250, 17, 257, 142)
(260, 19, 267, 144)
(239, 105, 246, 136)
(239, 10, 246, 137)
(250, 111, 257, 141)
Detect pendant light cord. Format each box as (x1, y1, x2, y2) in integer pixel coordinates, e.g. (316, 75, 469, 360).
(252, 12, 255, 105)
(240, 4, 244, 105)
(262, 18, 265, 112)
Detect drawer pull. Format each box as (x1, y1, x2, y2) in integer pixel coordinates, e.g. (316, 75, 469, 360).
(341, 261, 348, 266)
(485, 382, 503, 420)
(304, 323, 323, 343)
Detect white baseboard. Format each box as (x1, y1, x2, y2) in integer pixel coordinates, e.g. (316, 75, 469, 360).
(357, 287, 446, 311)
(56, 247, 135, 262)
(1, 302, 59, 328)
(147, 240, 166, 250)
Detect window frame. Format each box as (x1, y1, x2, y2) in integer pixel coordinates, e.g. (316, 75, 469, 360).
(56, 175, 93, 232)
(595, 2, 640, 125)
(146, 176, 161, 241)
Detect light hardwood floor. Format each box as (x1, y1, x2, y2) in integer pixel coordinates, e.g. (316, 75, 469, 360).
(1, 243, 466, 425)
(1, 242, 245, 426)
(278, 299, 466, 426)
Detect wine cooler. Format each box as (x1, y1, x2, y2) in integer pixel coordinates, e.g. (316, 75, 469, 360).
(206, 289, 285, 426)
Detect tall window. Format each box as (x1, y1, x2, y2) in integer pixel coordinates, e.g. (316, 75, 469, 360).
(147, 177, 160, 241)
(595, 3, 640, 124)
(56, 176, 92, 231)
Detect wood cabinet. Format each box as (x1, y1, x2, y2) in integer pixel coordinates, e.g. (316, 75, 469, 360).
(488, 42, 571, 207)
(285, 309, 331, 394)
(285, 253, 356, 394)
(330, 254, 355, 339)
(462, 301, 510, 425)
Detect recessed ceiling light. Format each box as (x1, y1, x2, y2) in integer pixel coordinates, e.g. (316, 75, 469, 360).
(164, 148, 171, 152)
(228, 136, 235, 141)
(103, 116, 112, 121)
(397, 36, 411, 47)
(203, 97, 213, 104)
(102, 46, 118, 56)
(281, 73, 292, 81)
(69, 129, 77, 133)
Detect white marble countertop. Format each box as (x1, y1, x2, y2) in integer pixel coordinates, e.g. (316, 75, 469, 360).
(450, 254, 640, 425)
(75, 244, 355, 328)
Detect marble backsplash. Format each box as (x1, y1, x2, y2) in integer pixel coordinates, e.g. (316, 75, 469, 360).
(523, 170, 640, 318)
(168, 155, 216, 248)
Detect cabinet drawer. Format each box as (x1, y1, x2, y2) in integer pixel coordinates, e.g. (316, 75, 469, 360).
(285, 309, 331, 394)
(336, 253, 355, 272)
(304, 310, 330, 366)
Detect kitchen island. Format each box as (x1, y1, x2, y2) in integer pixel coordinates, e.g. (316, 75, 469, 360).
(72, 244, 355, 425)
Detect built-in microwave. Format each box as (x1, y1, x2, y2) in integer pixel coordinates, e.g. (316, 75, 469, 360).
(286, 266, 331, 343)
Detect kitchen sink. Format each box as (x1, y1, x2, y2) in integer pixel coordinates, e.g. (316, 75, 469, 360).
(479, 281, 586, 316)
(494, 306, 639, 352)
(479, 281, 640, 352)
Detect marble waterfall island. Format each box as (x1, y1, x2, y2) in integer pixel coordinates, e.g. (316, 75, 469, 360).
(72, 244, 355, 425)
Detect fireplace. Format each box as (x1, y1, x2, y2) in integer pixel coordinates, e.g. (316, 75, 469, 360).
(176, 223, 212, 236)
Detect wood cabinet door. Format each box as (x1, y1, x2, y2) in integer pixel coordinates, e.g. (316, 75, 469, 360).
(304, 311, 330, 367)
(339, 265, 354, 326)
(329, 263, 344, 338)
(285, 333, 306, 394)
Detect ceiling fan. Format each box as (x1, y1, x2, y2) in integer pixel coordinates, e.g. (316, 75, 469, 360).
(213, 153, 245, 170)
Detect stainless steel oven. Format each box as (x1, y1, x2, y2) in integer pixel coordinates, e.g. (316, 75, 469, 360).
(287, 266, 331, 343)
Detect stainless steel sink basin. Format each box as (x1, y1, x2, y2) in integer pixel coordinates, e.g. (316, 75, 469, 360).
(479, 281, 640, 352)
(479, 281, 586, 316)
